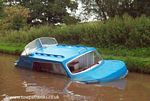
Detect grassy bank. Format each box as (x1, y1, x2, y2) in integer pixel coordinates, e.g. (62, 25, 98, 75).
(0, 43, 25, 54)
(0, 42, 149, 74)
(0, 15, 150, 74)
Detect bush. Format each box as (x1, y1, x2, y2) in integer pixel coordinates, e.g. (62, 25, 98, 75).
(0, 15, 150, 48)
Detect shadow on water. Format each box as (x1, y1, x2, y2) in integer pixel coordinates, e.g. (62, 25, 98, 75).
(0, 53, 150, 101)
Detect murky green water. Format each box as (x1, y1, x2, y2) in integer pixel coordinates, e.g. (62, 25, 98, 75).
(0, 53, 150, 101)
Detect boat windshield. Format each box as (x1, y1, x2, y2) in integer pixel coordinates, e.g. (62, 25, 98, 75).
(22, 37, 58, 55)
(67, 51, 102, 74)
(40, 37, 58, 47)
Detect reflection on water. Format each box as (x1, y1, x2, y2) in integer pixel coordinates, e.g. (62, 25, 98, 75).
(97, 79, 127, 90)
(2, 68, 126, 101)
(0, 54, 150, 101)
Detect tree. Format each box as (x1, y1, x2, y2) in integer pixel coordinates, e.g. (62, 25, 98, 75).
(3, 0, 79, 25)
(0, 0, 4, 18)
(0, 5, 29, 30)
(80, 0, 150, 20)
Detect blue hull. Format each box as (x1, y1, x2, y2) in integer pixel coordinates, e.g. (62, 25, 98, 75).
(16, 56, 128, 83)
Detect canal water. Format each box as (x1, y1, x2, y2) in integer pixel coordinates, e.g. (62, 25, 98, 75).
(0, 54, 150, 101)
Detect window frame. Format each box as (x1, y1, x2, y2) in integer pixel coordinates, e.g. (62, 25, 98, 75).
(66, 51, 103, 75)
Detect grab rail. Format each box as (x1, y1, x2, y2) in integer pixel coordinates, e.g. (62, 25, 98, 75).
(35, 52, 65, 58)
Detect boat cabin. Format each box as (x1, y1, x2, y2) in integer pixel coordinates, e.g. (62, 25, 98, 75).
(19, 37, 102, 76)
(16, 37, 128, 83)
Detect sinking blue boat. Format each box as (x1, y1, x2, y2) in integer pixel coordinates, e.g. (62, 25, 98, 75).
(16, 37, 128, 83)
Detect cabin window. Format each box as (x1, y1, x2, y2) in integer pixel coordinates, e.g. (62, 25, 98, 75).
(67, 51, 102, 73)
(33, 62, 66, 75)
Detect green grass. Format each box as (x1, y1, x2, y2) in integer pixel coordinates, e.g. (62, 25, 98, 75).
(0, 43, 25, 54)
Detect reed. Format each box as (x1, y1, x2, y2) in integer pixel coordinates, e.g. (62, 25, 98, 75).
(0, 15, 149, 48)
